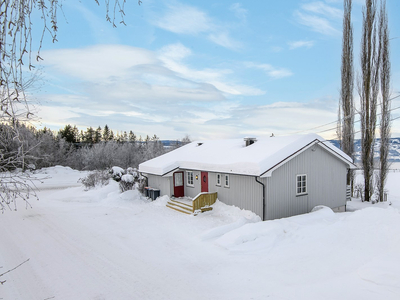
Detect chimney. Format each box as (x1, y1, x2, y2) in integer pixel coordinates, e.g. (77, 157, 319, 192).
(244, 137, 257, 147)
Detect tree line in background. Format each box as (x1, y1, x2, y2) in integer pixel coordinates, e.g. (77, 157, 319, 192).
(0, 121, 183, 172)
(58, 124, 157, 144)
(338, 0, 391, 202)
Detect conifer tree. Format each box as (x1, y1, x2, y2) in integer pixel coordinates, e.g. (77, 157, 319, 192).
(103, 125, 110, 141)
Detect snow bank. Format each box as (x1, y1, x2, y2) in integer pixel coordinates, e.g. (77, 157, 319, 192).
(200, 216, 259, 241)
(3, 166, 400, 299)
(212, 206, 337, 252)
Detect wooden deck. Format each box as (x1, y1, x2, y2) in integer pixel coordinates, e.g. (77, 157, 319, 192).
(166, 192, 217, 215)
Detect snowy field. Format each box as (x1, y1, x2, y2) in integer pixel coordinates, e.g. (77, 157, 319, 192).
(1, 165, 400, 300)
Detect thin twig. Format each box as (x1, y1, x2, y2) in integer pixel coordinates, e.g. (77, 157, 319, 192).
(0, 258, 30, 285)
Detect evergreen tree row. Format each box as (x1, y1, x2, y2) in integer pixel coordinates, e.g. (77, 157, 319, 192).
(58, 124, 155, 144)
(0, 122, 170, 171)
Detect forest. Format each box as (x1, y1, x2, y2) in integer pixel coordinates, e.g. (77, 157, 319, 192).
(0, 122, 180, 172)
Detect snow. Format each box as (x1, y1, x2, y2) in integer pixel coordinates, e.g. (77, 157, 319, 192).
(121, 174, 134, 183)
(1, 166, 400, 299)
(111, 166, 124, 176)
(139, 134, 355, 177)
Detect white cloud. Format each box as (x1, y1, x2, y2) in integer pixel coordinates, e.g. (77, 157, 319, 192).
(245, 62, 293, 79)
(288, 40, 315, 49)
(42, 45, 157, 82)
(294, 2, 342, 36)
(153, 3, 211, 35)
(208, 32, 242, 50)
(295, 11, 340, 36)
(301, 1, 342, 19)
(151, 2, 242, 50)
(37, 44, 270, 138)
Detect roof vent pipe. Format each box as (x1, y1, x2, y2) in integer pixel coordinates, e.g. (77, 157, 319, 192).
(244, 137, 257, 147)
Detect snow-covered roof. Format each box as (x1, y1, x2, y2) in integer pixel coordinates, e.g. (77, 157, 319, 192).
(139, 134, 355, 177)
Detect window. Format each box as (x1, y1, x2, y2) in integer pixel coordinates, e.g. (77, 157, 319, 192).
(187, 171, 194, 187)
(296, 174, 307, 195)
(224, 174, 230, 188)
(216, 173, 221, 186)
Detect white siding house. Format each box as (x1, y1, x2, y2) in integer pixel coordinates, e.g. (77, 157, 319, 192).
(139, 134, 356, 220)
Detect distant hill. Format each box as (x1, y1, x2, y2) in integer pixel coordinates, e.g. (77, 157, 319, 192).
(329, 138, 400, 162)
(162, 138, 400, 162)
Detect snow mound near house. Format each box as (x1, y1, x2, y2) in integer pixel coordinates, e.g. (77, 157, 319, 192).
(33, 165, 88, 190)
(213, 206, 337, 253)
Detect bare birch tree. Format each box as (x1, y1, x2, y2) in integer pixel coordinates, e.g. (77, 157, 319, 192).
(358, 0, 381, 202)
(377, 0, 391, 202)
(339, 0, 355, 193)
(0, 0, 135, 211)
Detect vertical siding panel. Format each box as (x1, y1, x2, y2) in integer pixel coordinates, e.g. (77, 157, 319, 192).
(208, 172, 263, 218)
(263, 144, 348, 220)
(147, 174, 171, 196)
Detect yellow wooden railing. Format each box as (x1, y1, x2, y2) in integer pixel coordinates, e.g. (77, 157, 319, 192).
(192, 192, 218, 212)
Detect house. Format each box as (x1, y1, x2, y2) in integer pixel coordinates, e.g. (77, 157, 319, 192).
(138, 134, 356, 220)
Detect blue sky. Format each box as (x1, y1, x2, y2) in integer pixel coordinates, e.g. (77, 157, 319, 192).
(30, 0, 400, 140)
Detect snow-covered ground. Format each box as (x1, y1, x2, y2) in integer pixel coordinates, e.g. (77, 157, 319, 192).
(1, 166, 400, 299)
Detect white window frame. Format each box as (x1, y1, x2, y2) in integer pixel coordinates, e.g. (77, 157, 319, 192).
(296, 174, 307, 195)
(224, 174, 230, 188)
(187, 171, 194, 187)
(216, 173, 221, 186)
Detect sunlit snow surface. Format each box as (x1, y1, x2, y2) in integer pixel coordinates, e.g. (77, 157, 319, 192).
(1, 165, 400, 299)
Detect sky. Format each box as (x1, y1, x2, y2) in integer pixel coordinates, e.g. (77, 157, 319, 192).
(28, 0, 400, 140)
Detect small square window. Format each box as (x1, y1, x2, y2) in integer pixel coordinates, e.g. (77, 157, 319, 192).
(296, 174, 307, 195)
(216, 173, 221, 186)
(224, 174, 230, 188)
(187, 171, 194, 187)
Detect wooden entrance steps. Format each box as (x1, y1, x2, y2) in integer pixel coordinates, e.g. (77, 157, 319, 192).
(166, 199, 193, 214)
(166, 192, 218, 215)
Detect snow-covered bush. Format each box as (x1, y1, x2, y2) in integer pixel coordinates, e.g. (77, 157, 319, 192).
(118, 167, 147, 193)
(126, 167, 138, 177)
(119, 174, 135, 192)
(110, 166, 125, 182)
(79, 170, 110, 190)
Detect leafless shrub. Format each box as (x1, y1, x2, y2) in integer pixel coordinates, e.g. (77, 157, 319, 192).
(79, 170, 110, 190)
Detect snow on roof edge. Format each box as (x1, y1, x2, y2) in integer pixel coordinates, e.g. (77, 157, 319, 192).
(138, 134, 355, 176)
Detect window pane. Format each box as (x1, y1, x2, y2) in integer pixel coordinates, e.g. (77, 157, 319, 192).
(187, 172, 194, 185)
(175, 173, 183, 186)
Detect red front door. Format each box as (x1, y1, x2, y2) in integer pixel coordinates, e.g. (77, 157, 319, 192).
(173, 172, 184, 198)
(201, 172, 208, 193)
